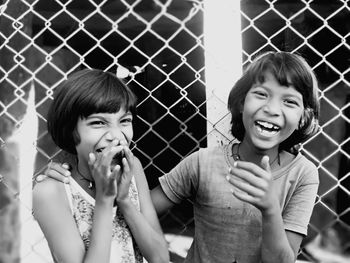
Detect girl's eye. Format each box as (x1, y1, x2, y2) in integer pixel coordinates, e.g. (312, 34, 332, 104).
(284, 99, 299, 107)
(89, 121, 105, 126)
(121, 118, 133, 124)
(253, 91, 267, 98)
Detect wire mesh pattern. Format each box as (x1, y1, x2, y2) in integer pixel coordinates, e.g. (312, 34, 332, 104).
(0, 0, 349, 262)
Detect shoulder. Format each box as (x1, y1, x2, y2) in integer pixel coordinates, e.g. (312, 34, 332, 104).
(198, 145, 223, 155)
(167, 147, 224, 173)
(32, 178, 69, 216)
(282, 152, 319, 184)
(33, 177, 66, 199)
(299, 154, 319, 183)
(294, 153, 318, 174)
(186, 146, 223, 162)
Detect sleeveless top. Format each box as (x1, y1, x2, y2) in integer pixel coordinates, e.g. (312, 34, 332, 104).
(64, 177, 144, 263)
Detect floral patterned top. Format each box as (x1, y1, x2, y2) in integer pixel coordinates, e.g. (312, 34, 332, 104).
(64, 177, 144, 263)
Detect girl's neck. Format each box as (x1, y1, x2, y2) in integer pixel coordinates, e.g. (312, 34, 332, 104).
(237, 140, 280, 168)
(77, 161, 93, 181)
(73, 159, 95, 195)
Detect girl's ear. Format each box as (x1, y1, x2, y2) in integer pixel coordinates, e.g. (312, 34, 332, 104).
(298, 107, 319, 134)
(298, 116, 305, 130)
(298, 108, 310, 130)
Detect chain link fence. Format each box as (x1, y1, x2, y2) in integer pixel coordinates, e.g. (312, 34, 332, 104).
(0, 0, 349, 262)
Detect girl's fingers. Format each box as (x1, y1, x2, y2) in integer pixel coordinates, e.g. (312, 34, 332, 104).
(227, 176, 265, 198)
(228, 167, 268, 189)
(97, 139, 118, 163)
(122, 156, 130, 174)
(232, 161, 269, 180)
(230, 161, 271, 182)
(232, 189, 258, 204)
(119, 139, 128, 146)
(88, 152, 100, 175)
(118, 157, 133, 188)
(49, 170, 71, 183)
(124, 146, 132, 156)
(110, 165, 120, 181)
(88, 152, 96, 166)
(47, 162, 71, 177)
(95, 147, 118, 176)
(105, 165, 119, 196)
(36, 171, 69, 184)
(110, 164, 121, 183)
(115, 160, 132, 202)
(113, 165, 122, 188)
(101, 146, 123, 168)
(122, 147, 134, 165)
(37, 162, 71, 183)
(260, 155, 271, 173)
(61, 163, 71, 171)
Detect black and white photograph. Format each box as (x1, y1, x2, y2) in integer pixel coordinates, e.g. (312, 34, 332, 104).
(0, 0, 349, 262)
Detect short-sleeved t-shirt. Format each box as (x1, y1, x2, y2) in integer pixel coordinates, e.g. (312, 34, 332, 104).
(159, 143, 319, 263)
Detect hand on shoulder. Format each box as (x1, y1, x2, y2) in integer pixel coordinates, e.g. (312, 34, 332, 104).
(35, 162, 71, 185)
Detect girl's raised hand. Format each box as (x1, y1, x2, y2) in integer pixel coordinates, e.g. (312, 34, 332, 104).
(114, 145, 134, 204)
(226, 156, 279, 215)
(88, 140, 121, 199)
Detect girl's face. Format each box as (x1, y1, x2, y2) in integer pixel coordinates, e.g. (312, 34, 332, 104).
(242, 71, 304, 153)
(75, 108, 133, 174)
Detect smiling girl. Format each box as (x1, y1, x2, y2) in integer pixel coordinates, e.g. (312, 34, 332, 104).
(32, 69, 169, 263)
(152, 51, 320, 263)
(39, 52, 320, 263)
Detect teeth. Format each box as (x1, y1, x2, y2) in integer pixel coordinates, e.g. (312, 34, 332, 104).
(257, 125, 263, 133)
(256, 120, 279, 136)
(256, 121, 279, 130)
(257, 126, 278, 135)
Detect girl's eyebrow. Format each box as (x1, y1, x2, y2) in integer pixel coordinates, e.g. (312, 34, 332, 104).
(87, 111, 132, 120)
(122, 111, 132, 116)
(86, 114, 107, 120)
(251, 83, 271, 89)
(254, 84, 303, 99)
(284, 88, 303, 101)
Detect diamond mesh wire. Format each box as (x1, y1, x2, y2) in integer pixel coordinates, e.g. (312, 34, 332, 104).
(0, 0, 349, 262)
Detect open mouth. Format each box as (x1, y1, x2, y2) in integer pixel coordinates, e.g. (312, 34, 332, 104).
(96, 148, 125, 167)
(255, 120, 280, 135)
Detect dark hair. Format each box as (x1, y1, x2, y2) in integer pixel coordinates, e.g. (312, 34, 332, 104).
(228, 51, 320, 151)
(47, 69, 137, 154)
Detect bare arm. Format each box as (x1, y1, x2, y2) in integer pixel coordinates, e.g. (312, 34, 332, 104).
(151, 185, 175, 215)
(260, 205, 302, 262)
(33, 179, 114, 263)
(33, 144, 122, 263)
(116, 148, 169, 263)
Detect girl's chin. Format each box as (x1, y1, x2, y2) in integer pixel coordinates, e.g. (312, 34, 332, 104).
(250, 138, 279, 151)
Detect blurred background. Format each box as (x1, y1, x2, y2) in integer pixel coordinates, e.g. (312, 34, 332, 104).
(0, 0, 349, 262)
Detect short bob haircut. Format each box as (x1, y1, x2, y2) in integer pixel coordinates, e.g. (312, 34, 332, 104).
(47, 68, 137, 155)
(228, 51, 320, 151)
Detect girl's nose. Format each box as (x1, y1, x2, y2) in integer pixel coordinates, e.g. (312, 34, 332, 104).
(105, 129, 125, 142)
(263, 99, 281, 115)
